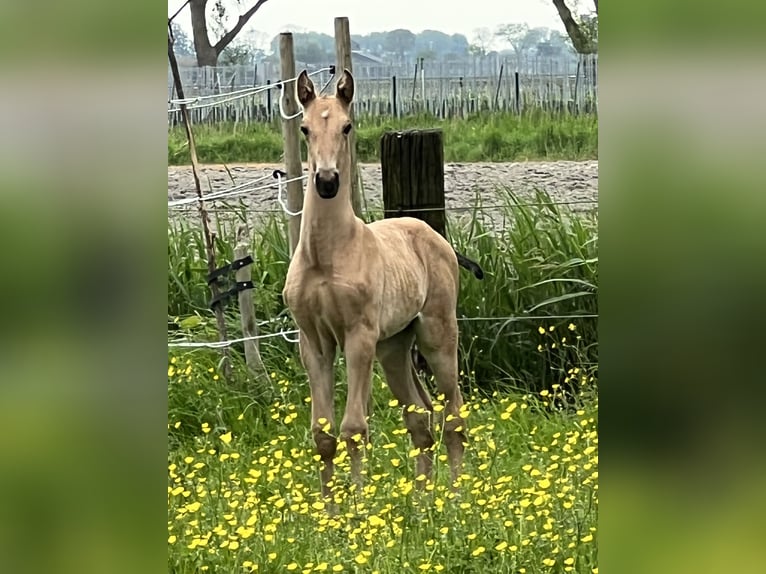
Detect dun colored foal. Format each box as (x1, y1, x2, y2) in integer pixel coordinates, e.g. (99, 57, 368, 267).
(282, 69, 483, 497)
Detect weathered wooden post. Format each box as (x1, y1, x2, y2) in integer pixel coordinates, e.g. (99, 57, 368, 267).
(334, 16, 364, 218)
(168, 28, 231, 378)
(381, 129, 445, 380)
(234, 224, 268, 382)
(380, 129, 446, 238)
(279, 33, 304, 256)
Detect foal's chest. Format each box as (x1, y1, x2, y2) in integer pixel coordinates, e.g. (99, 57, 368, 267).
(284, 269, 373, 328)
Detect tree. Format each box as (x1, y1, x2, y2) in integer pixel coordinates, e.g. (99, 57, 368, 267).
(469, 27, 494, 57)
(170, 22, 194, 58)
(189, 0, 271, 67)
(550, 0, 598, 54)
(384, 29, 417, 63)
(269, 32, 334, 65)
(495, 23, 548, 66)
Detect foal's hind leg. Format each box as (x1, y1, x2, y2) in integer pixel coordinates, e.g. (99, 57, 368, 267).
(414, 314, 466, 487)
(377, 327, 435, 483)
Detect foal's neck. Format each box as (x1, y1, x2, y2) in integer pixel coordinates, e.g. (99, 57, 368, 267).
(299, 168, 360, 267)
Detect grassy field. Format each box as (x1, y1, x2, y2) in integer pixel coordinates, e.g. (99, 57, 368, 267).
(167, 111, 597, 165)
(168, 191, 597, 390)
(168, 190, 598, 572)
(167, 358, 597, 574)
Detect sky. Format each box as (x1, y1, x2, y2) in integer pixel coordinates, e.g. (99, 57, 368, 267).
(168, 0, 568, 50)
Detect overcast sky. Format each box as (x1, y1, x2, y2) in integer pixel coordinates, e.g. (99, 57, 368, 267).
(168, 0, 568, 49)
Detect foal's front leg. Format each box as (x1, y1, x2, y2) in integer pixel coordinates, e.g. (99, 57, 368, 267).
(300, 332, 337, 499)
(340, 327, 377, 490)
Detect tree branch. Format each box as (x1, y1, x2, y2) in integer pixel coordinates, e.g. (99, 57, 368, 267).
(169, 0, 191, 25)
(214, 0, 271, 55)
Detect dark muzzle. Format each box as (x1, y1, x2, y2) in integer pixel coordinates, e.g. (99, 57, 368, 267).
(315, 171, 340, 199)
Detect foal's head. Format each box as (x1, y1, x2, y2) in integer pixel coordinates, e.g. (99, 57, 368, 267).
(296, 69, 355, 199)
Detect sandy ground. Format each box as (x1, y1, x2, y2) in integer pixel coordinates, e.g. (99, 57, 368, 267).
(168, 160, 598, 225)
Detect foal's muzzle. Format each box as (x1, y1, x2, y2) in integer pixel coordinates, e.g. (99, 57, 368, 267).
(315, 170, 340, 199)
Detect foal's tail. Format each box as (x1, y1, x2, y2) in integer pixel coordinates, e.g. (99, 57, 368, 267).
(455, 250, 484, 280)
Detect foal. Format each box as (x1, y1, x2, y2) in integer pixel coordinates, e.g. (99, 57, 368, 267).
(282, 69, 483, 498)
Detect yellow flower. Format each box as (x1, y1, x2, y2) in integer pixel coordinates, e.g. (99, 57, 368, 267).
(568, 323, 576, 331)
(543, 558, 556, 566)
(388, 399, 399, 407)
(332, 566, 343, 573)
(471, 546, 486, 557)
(219, 432, 232, 445)
(538, 326, 546, 334)
(287, 564, 298, 571)
(168, 535, 177, 544)
(354, 553, 368, 564)
(368, 515, 385, 527)
(495, 541, 508, 551)
(581, 534, 594, 542)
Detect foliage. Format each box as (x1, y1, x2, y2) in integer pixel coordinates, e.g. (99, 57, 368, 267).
(167, 191, 597, 393)
(219, 37, 258, 65)
(469, 27, 495, 57)
(268, 31, 335, 65)
(168, 111, 598, 165)
(189, 0, 271, 66)
(167, 356, 598, 573)
(551, 0, 598, 54)
(170, 22, 194, 58)
(167, 184, 598, 573)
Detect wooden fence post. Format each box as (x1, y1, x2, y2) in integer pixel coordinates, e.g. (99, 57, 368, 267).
(279, 33, 304, 256)
(380, 129, 446, 238)
(168, 29, 231, 379)
(334, 16, 364, 219)
(234, 224, 268, 381)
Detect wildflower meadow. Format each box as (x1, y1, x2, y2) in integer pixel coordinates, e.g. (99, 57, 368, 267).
(168, 193, 598, 573)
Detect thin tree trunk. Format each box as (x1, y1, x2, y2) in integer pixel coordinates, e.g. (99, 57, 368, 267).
(551, 0, 592, 54)
(190, 0, 217, 66)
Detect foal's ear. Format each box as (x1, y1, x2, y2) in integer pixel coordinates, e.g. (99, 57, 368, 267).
(336, 69, 354, 106)
(296, 70, 316, 107)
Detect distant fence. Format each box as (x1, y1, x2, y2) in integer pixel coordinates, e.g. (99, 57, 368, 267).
(168, 54, 598, 126)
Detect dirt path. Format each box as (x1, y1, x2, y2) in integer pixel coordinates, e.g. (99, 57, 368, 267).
(168, 161, 598, 221)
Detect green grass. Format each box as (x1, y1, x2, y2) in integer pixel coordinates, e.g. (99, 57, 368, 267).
(168, 189, 598, 573)
(168, 110, 597, 165)
(168, 358, 597, 574)
(168, 190, 597, 393)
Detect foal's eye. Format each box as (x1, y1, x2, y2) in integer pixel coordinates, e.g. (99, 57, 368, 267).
(300, 126, 309, 136)
(342, 123, 352, 135)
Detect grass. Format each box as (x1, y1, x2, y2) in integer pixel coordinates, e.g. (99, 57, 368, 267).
(168, 110, 597, 165)
(168, 190, 597, 393)
(168, 188, 598, 573)
(167, 356, 597, 574)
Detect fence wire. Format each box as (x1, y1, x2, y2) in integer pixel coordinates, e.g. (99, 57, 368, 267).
(167, 313, 597, 351)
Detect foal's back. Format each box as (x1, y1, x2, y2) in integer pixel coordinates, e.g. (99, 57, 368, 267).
(367, 217, 458, 273)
